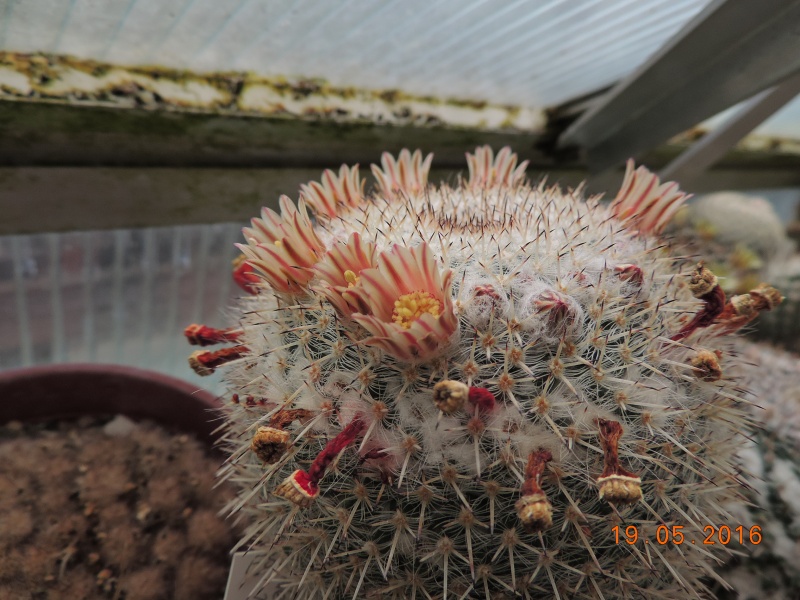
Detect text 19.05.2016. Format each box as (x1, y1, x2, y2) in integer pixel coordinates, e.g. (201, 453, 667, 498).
(612, 525, 762, 545)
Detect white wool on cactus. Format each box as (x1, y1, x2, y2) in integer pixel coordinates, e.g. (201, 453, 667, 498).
(186, 147, 783, 599)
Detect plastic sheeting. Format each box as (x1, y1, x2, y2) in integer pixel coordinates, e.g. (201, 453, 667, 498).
(0, 223, 242, 391)
(0, 0, 713, 107)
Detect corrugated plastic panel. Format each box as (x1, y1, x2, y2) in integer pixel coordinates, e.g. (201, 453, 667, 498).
(0, 0, 713, 107)
(0, 224, 242, 391)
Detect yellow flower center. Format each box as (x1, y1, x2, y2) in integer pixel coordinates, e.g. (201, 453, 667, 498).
(344, 270, 359, 287)
(392, 291, 442, 329)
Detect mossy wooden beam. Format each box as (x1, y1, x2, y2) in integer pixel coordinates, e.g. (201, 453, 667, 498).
(0, 52, 551, 169)
(1, 52, 799, 234)
(0, 99, 551, 169)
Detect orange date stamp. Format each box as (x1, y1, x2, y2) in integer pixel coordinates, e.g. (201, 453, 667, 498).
(613, 524, 762, 546)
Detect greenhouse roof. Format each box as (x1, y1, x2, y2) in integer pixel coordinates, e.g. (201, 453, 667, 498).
(1, 0, 715, 108)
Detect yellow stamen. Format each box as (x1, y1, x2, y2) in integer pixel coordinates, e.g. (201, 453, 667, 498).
(392, 291, 442, 329)
(344, 270, 359, 287)
(274, 239, 283, 246)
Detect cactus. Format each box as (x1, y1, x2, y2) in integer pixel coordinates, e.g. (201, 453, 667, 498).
(669, 192, 794, 295)
(721, 342, 800, 600)
(669, 193, 800, 354)
(187, 149, 782, 599)
(748, 272, 800, 353)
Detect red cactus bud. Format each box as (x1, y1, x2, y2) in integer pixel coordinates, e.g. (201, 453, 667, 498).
(614, 264, 644, 286)
(468, 386, 496, 412)
(473, 284, 501, 300)
(232, 254, 260, 295)
(535, 290, 572, 325)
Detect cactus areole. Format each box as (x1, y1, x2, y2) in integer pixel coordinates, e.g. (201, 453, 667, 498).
(188, 148, 780, 599)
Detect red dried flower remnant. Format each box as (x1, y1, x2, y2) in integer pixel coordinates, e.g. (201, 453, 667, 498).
(515, 449, 554, 532)
(432, 381, 496, 414)
(188, 345, 248, 376)
(468, 386, 496, 413)
(671, 263, 727, 342)
(274, 418, 365, 507)
(596, 418, 642, 505)
(184, 324, 242, 346)
(714, 283, 784, 334)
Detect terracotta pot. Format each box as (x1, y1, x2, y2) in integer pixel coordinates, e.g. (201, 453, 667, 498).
(0, 363, 223, 445)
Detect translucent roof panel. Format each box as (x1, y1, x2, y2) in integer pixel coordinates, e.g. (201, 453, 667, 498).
(0, 0, 714, 108)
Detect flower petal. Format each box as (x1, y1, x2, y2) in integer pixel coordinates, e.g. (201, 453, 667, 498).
(300, 164, 365, 218)
(371, 149, 433, 197)
(610, 160, 690, 236)
(466, 145, 528, 190)
(240, 196, 325, 294)
(348, 242, 457, 361)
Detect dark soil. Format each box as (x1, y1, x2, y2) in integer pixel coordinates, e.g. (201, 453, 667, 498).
(0, 415, 238, 600)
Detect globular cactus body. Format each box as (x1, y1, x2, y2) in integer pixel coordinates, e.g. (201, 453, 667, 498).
(189, 149, 781, 599)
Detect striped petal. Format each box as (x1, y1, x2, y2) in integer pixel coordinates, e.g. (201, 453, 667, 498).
(300, 164, 365, 218)
(371, 149, 433, 197)
(311, 233, 377, 315)
(240, 196, 325, 294)
(348, 243, 457, 361)
(610, 160, 690, 236)
(466, 145, 528, 190)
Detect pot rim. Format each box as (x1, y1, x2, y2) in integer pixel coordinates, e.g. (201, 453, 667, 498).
(0, 363, 224, 444)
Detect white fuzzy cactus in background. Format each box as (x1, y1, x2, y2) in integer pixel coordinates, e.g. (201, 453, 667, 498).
(185, 148, 783, 599)
(668, 192, 794, 295)
(721, 342, 800, 600)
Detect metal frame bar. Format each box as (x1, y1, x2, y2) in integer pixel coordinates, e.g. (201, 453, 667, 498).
(558, 0, 800, 172)
(660, 72, 800, 184)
